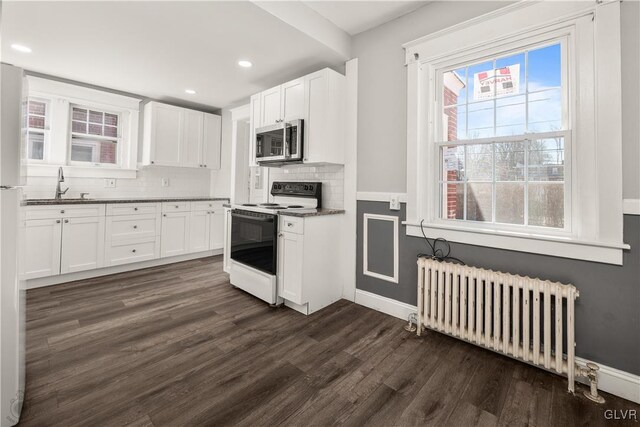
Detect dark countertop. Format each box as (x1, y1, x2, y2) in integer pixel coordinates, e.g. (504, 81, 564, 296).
(24, 197, 230, 206)
(279, 208, 345, 218)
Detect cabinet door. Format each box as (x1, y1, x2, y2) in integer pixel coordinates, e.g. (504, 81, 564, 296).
(261, 86, 282, 125)
(189, 210, 210, 253)
(22, 219, 62, 279)
(303, 70, 329, 163)
(161, 212, 190, 257)
(209, 210, 225, 250)
(249, 94, 261, 167)
(223, 208, 232, 273)
(182, 109, 204, 168)
(277, 232, 304, 305)
(203, 113, 221, 170)
(150, 103, 183, 166)
(60, 216, 105, 274)
(281, 78, 304, 122)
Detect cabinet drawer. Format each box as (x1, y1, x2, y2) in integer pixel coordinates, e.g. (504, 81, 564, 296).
(106, 214, 159, 241)
(105, 238, 158, 266)
(106, 203, 159, 216)
(279, 216, 303, 234)
(25, 204, 105, 220)
(162, 202, 191, 213)
(192, 201, 225, 212)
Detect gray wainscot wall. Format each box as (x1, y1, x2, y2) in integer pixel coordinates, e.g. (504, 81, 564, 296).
(357, 201, 640, 376)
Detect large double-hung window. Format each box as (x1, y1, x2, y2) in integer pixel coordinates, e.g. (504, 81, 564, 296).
(438, 40, 568, 230)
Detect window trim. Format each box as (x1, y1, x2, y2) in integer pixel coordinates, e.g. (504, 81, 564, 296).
(403, 1, 627, 265)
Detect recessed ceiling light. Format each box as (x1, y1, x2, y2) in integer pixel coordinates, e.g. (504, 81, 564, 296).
(184, 89, 196, 95)
(238, 60, 253, 68)
(11, 44, 32, 53)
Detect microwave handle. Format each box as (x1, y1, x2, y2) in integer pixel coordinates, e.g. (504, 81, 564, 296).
(284, 123, 291, 158)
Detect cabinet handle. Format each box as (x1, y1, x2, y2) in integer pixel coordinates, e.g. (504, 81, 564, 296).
(287, 222, 293, 227)
(175, 205, 179, 208)
(204, 164, 207, 167)
(56, 220, 61, 224)
(163, 214, 167, 217)
(64, 219, 69, 223)
(133, 225, 138, 229)
(132, 249, 136, 253)
(211, 210, 215, 214)
(60, 210, 65, 213)
(278, 233, 283, 237)
(134, 207, 138, 211)
(151, 161, 155, 164)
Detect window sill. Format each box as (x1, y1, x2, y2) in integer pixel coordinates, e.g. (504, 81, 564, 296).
(403, 220, 629, 265)
(27, 164, 137, 179)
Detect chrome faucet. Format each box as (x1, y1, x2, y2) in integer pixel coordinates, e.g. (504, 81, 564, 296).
(55, 167, 69, 199)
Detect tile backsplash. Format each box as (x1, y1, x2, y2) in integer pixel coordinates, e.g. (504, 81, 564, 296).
(268, 164, 344, 209)
(22, 166, 211, 199)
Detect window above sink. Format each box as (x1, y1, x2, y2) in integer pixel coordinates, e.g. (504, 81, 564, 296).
(25, 76, 140, 179)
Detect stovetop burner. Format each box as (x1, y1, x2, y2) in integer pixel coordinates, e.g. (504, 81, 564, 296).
(286, 205, 304, 208)
(242, 203, 257, 206)
(262, 206, 285, 210)
(259, 203, 279, 206)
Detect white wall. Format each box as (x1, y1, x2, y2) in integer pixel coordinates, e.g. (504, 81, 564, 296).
(268, 164, 344, 209)
(23, 166, 211, 199)
(352, 0, 640, 200)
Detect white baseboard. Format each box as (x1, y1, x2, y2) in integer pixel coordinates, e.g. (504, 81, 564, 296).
(354, 289, 640, 404)
(26, 249, 222, 289)
(575, 357, 640, 404)
(354, 289, 416, 321)
(623, 199, 640, 215)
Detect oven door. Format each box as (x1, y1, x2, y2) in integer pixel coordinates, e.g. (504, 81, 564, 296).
(255, 123, 285, 162)
(230, 210, 277, 275)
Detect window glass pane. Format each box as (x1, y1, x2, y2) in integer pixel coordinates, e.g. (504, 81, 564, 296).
(89, 110, 104, 124)
(528, 183, 564, 227)
(104, 113, 118, 127)
(28, 132, 44, 160)
(496, 95, 525, 137)
(528, 137, 564, 181)
(443, 183, 464, 220)
(104, 125, 118, 138)
(467, 101, 494, 138)
(468, 61, 494, 102)
(28, 100, 46, 116)
(72, 108, 87, 121)
(444, 105, 466, 141)
(528, 89, 562, 132)
(72, 120, 87, 134)
(29, 116, 45, 129)
(88, 123, 103, 136)
(444, 68, 467, 106)
(495, 52, 524, 98)
(71, 137, 117, 164)
(466, 183, 492, 222)
(466, 144, 493, 181)
(441, 145, 464, 181)
(496, 183, 524, 225)
(528, 43, 561, 91)
(495, 141, 524, 181)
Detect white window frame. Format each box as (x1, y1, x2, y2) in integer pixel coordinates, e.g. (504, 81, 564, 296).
(25, 97, 51, 163)
(403, 1, 627, 265)
(68, 104, 122, 168)
(26, 77, 140, 179)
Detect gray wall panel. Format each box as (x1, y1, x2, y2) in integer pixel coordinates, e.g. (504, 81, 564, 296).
(365, 216, 395, 278)
(357, 201, 640, 375)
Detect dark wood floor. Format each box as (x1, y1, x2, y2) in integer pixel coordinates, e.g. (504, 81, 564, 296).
(19, 256, 639, 426)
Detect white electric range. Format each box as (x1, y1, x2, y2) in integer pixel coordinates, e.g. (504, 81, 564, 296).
(228, 182, 321, 305)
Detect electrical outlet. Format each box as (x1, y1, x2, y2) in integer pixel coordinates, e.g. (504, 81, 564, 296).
(161, 178, 170, 187)
(104, 178, 116, 188)
(390, 195, 400, 211)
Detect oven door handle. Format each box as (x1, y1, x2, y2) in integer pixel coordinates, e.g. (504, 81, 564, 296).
(231, 213, 275, 222)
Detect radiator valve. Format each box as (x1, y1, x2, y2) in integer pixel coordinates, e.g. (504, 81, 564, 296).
(404, 313, 417, 333)
(577, 362, 605, 403)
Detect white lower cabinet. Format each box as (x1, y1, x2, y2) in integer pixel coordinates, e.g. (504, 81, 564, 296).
(161, 212, 190, 257)
(60, 216, 105, 274)
(105, 238, 158, 266)
(276, 214, 343, 315)
(189, 210, 210, 253)
(210, 210, 224, 250)
(22, 218, 62, 280)
(104, 203, 161, 267)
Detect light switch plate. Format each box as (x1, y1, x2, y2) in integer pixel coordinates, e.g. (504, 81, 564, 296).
(161, 178, 170, 187)
(390, 196, 400, 211)
(104, 178, 116, 188)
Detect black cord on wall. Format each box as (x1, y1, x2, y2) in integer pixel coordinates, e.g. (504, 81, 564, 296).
(416, 219, 465, 265)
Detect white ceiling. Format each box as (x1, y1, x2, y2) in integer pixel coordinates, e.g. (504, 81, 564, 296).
(1, 1, 347, 110)
(1, 1, 430, 110)
(303, 1, 430, 36)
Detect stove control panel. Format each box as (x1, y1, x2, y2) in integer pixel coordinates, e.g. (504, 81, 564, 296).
(270, 181, 322, 208)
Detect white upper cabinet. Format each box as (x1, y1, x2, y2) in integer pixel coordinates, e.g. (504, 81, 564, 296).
(249, 68, 345, 166)
(203, 113, 221, 170)
(142, 102, 221, 169)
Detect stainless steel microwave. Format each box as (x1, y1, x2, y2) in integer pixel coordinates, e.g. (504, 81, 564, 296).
(255, 119, 303, 165)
